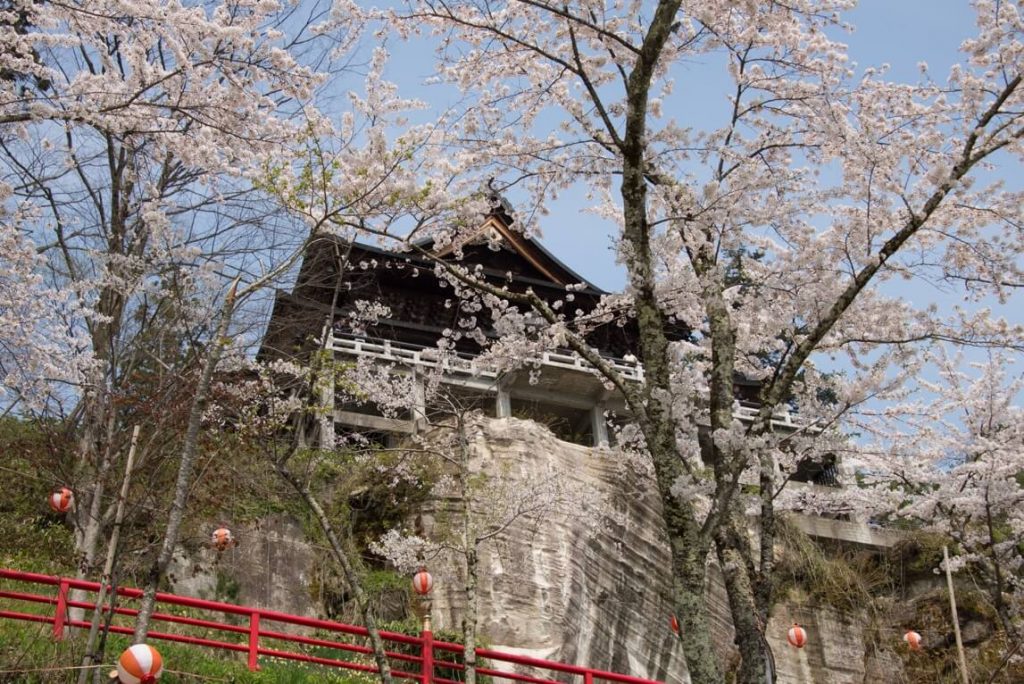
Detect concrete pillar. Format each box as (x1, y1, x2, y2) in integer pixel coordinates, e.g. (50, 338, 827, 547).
(591, 405, 609, 446)
(496, 387, 512, 418)
(412, 373, 427, 432)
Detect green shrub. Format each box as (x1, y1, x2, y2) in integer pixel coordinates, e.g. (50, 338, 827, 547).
(773, 515, 889, 612)
(888, 532, 949, 578)
(0, 419, 77, 576)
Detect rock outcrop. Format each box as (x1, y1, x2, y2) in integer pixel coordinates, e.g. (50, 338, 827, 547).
(167, 514, 318, 619)
(417, 417, 900, 684)
(190, 417, 903, 682)
(420, 417, 691, 683)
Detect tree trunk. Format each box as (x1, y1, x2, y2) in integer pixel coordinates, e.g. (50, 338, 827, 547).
(457, 414, 479, 684)
(614, 1, 729, 678)
(984, 499, 1020, 642)
(463, 545, 479, 684)
(671, 527, 723, 684)
(76, 411, 118, 577)
(636, 331, 726, 684)
(132, 282, 238, 642)
(716, 518, 769, 684)
(275, 461, 395, 684)
(70, 405, 119, 628)
(79, 425, 139, 684)
(624, 175, 724, 683)
(755, 448, 777, 625)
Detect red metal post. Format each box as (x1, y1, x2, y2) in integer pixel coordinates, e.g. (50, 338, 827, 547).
(421, 626, 434, 684)
(585, 671, 594, 684)
(247, 611, 260, 671)
(52, 579, 69, 640)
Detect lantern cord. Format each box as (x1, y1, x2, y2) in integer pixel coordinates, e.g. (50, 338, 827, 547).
(160, 668, 233, 682)
(0, 664, 233, 682)
(0, 664, 103, 674)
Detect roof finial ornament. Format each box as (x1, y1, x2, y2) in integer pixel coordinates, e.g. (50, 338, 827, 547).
(484, 177, 515, 226)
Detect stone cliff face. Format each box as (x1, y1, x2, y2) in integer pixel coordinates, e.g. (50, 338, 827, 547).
(766, 606, 899, 683)
(191, 417, 898, 682)
(167, 514, 318, 619)
(418, 417, 898, 684)
(420, 417, 691, 684)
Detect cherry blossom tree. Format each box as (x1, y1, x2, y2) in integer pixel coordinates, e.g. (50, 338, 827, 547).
(0, 201, 91, 414)
(848, 350, 1024, 642)
(4, 2, 1019, 682)
(201, 350, 400, 684)
(0, 4, 445, 670)
(365, 1, 1024, 681)
(0, 0, 331, 587)
(151, 51, 483, 652)
(126, 19, 474, 666)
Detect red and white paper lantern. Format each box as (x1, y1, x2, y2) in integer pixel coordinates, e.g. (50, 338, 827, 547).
(211, 527, 234, 552)
(787, 623, 807, 649)
(116, 643, 163, 683)
(412, 567, 433, 595)
(903, 630, 922, 651)
(48, 487, 73, 513)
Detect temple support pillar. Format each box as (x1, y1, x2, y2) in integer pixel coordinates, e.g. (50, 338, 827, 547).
(412, 372, 428, 432)
(496, 386, 512, 418)
(591, 405, 609, 446)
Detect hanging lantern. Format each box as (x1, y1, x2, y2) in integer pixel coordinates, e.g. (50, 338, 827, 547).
(412, 567, 433, 595)
(48, 487, 73, 513)
(903, 630, 922, 651)
(211, 527, 235, 552)
(787, 623, 807, 649)
(670, 615, 679, 635)
(116, 643, 163, 683)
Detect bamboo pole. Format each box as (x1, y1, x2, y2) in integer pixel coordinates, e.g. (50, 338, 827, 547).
(78, 425, 140, 684)
(944, 545, 970, 684)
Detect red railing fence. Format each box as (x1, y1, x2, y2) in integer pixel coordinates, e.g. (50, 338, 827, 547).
(0, 568, 663, 684)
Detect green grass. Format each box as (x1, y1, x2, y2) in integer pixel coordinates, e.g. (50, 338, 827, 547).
(0, 588, 445, 683)
(0, 618, 382, 683)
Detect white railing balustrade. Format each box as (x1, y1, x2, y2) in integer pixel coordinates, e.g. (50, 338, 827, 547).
(734, 402, 795, 427)
(328, 332, 645, 382)
(328, 333, 802, 430)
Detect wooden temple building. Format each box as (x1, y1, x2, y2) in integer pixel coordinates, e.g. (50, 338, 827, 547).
(258, 196, 834, 484)
(260, 199, 653, 447)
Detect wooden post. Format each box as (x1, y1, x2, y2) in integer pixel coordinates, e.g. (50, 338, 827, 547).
(79, 424, 140, 684)
(944, 546, 970, 684)
(317, 319, 336, 449)
(318, 363, 336, 449)
(411, 372, 427, 432)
